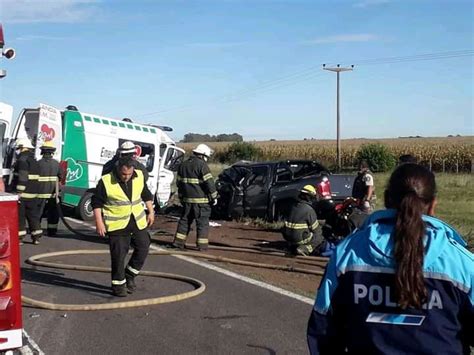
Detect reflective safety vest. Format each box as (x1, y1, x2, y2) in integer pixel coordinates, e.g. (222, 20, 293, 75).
(102, 170, 147, 232)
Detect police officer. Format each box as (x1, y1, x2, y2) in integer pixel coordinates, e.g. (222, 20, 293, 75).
(352, 160, 376, 212)
(282, 185, 323, 256)
(10, 138, 42, 244)
(37, 141, 63, 237)
(307, 163, 473, 354)
(173, 144, 217, 251)
(102, 141, 149, 181)
(92, 157, 154, 297)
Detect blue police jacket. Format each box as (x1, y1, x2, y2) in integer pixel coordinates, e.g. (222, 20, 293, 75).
(307, 209, 473, 355)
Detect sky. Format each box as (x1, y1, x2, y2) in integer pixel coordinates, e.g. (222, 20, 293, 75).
(0, 0, 473, 141)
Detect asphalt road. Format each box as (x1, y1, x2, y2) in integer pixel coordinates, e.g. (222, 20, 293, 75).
(19, 218, 316, 355)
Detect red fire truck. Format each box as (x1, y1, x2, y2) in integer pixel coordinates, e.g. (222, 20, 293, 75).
(0, 23, 23, 351)
(0, 194, 22, 350)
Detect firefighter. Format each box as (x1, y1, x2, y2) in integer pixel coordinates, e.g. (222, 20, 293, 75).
(102, 141, 149, 181)
(352, 160, 376, 212)
(173, 144, 217, 251)
(282, 185, 324, 256)
(92, 157, 154, 297)
(37, 141, 63, 237)
(11, 138, 42, 244)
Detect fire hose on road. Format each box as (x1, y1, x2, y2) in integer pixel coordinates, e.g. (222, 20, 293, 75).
(21, 193, 327, 311)
(22, 246, 327, 311)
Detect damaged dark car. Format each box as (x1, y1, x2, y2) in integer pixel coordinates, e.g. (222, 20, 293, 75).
(213, 160, 356, 222)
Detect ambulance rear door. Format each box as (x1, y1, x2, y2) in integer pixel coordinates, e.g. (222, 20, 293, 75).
(36, 103, 62, 161)
(156, 144, 184, 207)
(0, 102, 13, 177)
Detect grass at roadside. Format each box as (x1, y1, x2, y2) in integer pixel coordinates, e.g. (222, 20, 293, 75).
(374, 173, 474, 249)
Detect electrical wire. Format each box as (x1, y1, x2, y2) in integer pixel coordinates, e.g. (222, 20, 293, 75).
(134, 49, 473, 118)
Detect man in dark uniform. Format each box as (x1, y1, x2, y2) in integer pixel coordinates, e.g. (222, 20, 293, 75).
(37, 141, 63, 237)
(173, 144, 217, 251)
(282, 185, 324, 256)
(92, 157, 154, 297)
(10, 138, 42, 244)
(102, 141, 149, 181)
(352, 160, 376, 212)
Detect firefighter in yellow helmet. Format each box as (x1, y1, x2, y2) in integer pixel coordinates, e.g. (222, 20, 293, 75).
(282, 184, 324, 256)
(92, 157, 154, 297)
(37, 141, 64, 237)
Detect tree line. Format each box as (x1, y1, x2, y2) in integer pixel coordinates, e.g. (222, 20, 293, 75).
(181, 133, 243, 143)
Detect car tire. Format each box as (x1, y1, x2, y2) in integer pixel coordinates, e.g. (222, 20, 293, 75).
(76, 192, 94, 221)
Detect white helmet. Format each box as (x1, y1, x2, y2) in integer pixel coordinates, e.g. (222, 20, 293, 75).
(119, 141, 136, 155)
(193, 144, 213, 158)
(15, 138, 34, 149)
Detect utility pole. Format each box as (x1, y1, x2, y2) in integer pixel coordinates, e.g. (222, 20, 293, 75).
(323, 64, 353, 171)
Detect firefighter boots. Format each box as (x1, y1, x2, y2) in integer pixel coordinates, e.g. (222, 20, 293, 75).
(112, 285, 127, 297)
(172, 240, 186, 250)
(126, 275, 137, 294)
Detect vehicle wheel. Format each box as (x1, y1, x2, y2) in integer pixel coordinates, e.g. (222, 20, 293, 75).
(76, 192, 94, 221)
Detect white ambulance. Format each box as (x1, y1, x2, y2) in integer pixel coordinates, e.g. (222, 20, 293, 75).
(5, 103, 184, 220)
(0, 102, 13, 182)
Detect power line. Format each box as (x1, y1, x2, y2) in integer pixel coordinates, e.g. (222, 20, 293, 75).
(134, 49, 473, 118)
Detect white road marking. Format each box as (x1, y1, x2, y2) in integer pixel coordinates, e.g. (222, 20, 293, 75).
(64, 217, 315, 305)
(150, 244, 315, 305)
(20, 330, 45, 355)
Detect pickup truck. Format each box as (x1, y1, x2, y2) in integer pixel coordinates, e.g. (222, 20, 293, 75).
(214, 160, 356, 221)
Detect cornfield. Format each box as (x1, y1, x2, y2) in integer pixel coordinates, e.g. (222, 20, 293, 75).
(180, 136, 474, 172)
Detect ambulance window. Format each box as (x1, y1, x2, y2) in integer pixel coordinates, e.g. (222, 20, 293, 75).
(159, 143, 167, 157)
(165, 148, 184, 172)
(137, 143, 155, 172)
(0, 122, 5, 141)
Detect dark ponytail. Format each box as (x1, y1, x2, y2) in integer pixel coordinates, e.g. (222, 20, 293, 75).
(385, 163, 436, 309)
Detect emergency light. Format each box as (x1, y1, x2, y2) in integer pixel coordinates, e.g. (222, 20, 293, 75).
(2, 48, 15, 60)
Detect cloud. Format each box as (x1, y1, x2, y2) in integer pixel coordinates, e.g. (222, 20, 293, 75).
(0, 0, 100, 24)
(15, 35, 72, 41)
(303, 34, 379, 45)
(353, 0, 390, 8)
(186, 41, 251, 48)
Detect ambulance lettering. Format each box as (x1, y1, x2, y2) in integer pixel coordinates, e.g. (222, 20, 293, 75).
(354, 284, 443, 309)
(100, 147, 115, 160)
(65, 157, 83, 183)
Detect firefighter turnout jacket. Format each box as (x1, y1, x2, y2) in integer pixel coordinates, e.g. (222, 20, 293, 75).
(283, 200, 320, 249)
(11, 151, 39, 198)
(307, 209, 473, 354)
(37, 156, 61, 199)
(177, 156, 217, 204)
(92, 169, 153, 234)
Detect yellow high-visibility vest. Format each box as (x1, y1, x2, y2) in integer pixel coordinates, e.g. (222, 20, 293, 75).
(102, 170, 147, 232)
